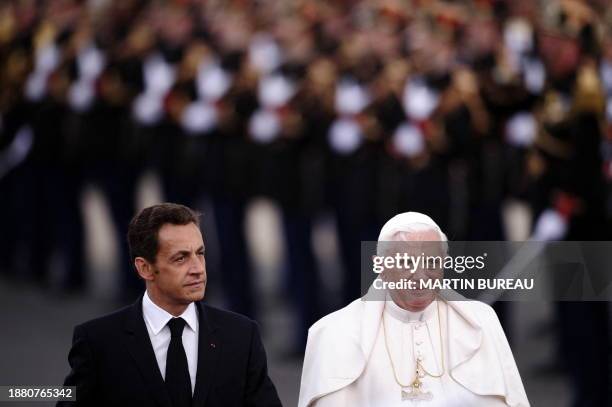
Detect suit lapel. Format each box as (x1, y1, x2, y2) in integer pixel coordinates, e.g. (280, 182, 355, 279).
(123, 297, 172, 407)
(191, 302, 219, 407)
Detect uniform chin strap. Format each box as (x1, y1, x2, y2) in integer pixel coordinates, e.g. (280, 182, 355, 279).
(25, 43, 61, 102)
(197, 63, 232, 102)
(68, 45, 106, 112)
(403, 78, 439, 121)
(328, 79, 370, 155)
(505, 112, 537, 148)
(249, 74, 295, 144)
(249, 33, 283, 75)
(132, 53, 176, 125)
(392, 122, 425, 158)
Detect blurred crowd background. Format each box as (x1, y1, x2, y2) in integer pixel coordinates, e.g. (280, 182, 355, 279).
(0, 0, 611, 405)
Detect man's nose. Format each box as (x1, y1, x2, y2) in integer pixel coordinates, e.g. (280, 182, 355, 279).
(190, 255, 205, 274)
(413, 268, 428, 280)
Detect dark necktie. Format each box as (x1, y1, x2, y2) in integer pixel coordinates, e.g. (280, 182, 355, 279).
(166, 317, 192, 407)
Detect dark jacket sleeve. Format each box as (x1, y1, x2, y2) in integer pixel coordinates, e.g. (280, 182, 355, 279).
(245, 322, 283, 407)
(57, 325, 99, 407)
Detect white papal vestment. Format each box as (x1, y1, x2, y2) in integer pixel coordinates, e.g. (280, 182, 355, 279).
(298, 292, 529, 407)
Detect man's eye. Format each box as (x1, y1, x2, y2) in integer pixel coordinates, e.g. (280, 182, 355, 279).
(176, 257, 185, 263)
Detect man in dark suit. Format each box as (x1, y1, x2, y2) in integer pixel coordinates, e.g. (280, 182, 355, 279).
(58, 203, 283, 407)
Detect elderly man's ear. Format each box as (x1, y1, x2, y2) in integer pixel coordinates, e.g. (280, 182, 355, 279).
(134, 258, 158, 281)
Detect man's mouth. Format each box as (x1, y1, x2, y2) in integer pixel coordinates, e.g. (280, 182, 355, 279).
(407, 288, 430, 296)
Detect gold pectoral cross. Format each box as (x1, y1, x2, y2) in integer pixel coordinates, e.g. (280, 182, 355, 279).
(401, 368, 433, 401)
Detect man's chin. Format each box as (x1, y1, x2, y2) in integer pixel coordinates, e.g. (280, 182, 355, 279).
(183, 285, 206, 301)
(400, 292, 435, 310)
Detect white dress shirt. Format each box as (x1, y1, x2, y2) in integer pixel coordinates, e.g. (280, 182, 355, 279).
(312, 299, 508, 407)
(142, 291, 199, 393)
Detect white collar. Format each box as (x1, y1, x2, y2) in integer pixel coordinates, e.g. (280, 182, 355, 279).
(384, 294, 437, 323)
(142, 290, 198, 336)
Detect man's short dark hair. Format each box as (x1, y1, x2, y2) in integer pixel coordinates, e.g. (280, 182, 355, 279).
(127, 203, 201, 264)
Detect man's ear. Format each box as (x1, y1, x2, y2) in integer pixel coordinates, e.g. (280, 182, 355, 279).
(134, 257, 156, 281)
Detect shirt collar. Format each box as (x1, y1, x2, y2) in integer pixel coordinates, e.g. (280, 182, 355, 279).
(384, 293, 437, 323)
(143, 290, 199, 335)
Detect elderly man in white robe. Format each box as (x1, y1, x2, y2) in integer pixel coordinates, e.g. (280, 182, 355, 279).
(298, 212, 530, 407)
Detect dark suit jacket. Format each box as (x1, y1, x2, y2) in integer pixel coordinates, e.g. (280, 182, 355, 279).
(58, 297, 283, 407)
